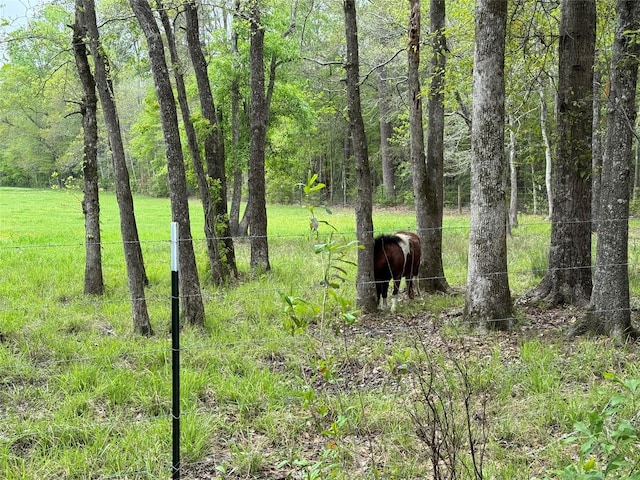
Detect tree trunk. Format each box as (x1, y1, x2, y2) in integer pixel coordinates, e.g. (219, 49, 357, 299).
(184, 0, 237, 280)
(229, 76, 243, 237)
(574, 0, 640, 340)
(343, 134, 352, 206)
(530, 160, 538, 215)
(591, 63, 603, 232)
(229, 1, 243, 237)
(508, 114, 518, 228)
(247, 1, 271, 271)
(423, 0, 450, 293)
(71, 1, 104, 296)
(377, 66, 395, 201)
(464, 0, 513, 331)
(408, 0, 429, 290)
(82, 0, 152, 336)
(528, 0, 595, 307)
(130, 0, 205, 326)
(157, 4, 224, 286)
(343, 0, 377, 313)
(538, 87, 553, 219)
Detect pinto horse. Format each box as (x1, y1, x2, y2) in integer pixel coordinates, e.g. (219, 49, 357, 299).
(373, 231, 421, 311)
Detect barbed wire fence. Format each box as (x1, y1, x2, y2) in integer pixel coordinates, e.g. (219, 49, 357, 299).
(2, 216, 640, 479)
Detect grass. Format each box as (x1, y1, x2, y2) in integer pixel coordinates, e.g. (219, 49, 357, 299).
(1, 187, 640, 479)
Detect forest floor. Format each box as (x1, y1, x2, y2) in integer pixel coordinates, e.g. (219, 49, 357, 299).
(183, 298, 639, 480)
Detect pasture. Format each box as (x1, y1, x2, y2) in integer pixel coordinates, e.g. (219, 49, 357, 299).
(1, 187, 640, 479)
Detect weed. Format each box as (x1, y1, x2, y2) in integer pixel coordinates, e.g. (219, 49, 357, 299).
(550, 373, 640, 480)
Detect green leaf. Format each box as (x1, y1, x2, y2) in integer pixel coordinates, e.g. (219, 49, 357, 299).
(623, 378, 640, 394)
(314, 243, 328, 254)
(583, 457, 597, 472)
(574, 421, 591, 435)
(610, 392, 631, 407)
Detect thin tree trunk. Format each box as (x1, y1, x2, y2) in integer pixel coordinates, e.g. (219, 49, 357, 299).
(574, 0, 640, 339)
(464, 0, 513, 331)
(71, 1, 104, 296)
(635, 142, 640, 197)
(157, 4, 224, 286)
(82, 0, 152, 335)
(539, 88, 553, 220)
(508, 114, 518, 228)
(531, 160, 538, 215)
(408, 0, 429, 290)
(377, 66, 395, 201)
(343, 134, 351, 207)
(229, 1, 243, 237)
(229, 77, 243, 237)
(184, 0, 237, 280)
(343, 0, 377, 313)
(247, 1, 270, 271)
(423, 0, 450, 293)
(130, 0, 205, 326)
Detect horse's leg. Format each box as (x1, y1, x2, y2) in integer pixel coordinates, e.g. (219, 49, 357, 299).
(406, 276, 414, 299)
(381, 281, 389, 309)
(391, 277, 401, 312)
(412, 273, 421, 298)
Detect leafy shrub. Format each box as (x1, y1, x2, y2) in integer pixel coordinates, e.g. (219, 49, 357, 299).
(550, 373, 640, 479)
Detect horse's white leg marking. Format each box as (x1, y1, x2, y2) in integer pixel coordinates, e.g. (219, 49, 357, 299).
(391, 296, 397, 312)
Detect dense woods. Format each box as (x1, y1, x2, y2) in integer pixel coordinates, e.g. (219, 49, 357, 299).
(1, 0, 640, 338)
(0, 0, 566, 205)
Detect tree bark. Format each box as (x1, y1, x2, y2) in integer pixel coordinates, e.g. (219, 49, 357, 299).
(229, 76, 243, 237)
(423, 0, 450, 293)
(130, 0, 205, 326)
(343, 0, 377, 313)
(247, 1, 271, 271)
(82, 0, 152, 336)
(528, 0, 595, 307)
(184, 0, 237, 280)
(591, 63, 603, 232)
(464, 0, 513, 331)
(157, 4, 224, 286)
(408, 0, 429, 290)
(229, 0, 243, 237)
(508, 114, 518, 228)
(71, 0, 104, 296)
(377, 66, 395, 201)
(538, 87, 553, 220)
(574, 0, 640, 340)
(530, 160, 538, 215)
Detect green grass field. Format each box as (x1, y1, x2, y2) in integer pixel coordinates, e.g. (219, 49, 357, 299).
(1, 187, 639, 479)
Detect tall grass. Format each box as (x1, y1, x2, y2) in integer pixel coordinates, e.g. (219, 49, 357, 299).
(1, 187, 640, 479)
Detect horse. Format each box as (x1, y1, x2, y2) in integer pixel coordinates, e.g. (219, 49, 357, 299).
(373, 231, 421, 311)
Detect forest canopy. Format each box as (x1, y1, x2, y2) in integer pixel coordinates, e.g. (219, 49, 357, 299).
(1, 0, 609, 213)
